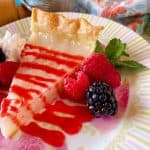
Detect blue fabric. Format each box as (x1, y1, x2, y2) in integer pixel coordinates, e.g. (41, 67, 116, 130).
(15, 0, 22, 6)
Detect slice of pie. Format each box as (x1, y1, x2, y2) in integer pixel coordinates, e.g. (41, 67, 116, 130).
(0, 8, 103, 139)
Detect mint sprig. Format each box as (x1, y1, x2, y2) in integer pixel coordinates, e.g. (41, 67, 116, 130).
(94, 38, 145, 70)
(95, 40, 104, 54)
(112, 60, 145, 69)
(105, 38, 126, 60)
(122, 51, 129, 57)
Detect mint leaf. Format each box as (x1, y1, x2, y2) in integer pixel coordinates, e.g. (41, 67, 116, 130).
(122, 51, 129, 57)
(113, 60, 145, 69)
(105, 38, 126, 60)
(94, 38, 146, 71)
(95, 40, 104, 53)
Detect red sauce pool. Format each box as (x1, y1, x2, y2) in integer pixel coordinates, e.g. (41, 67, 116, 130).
(21, 100, 93, 147)
(21, 122, 65, 147)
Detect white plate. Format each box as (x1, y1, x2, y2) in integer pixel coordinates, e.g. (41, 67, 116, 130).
(0, 13, 150, 150)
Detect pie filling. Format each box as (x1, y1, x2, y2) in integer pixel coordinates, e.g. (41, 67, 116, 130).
(29, 32, 96, 57)
(0, 44, 85, 137)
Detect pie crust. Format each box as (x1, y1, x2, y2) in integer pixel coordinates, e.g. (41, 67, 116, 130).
(31, 8, 103, 39)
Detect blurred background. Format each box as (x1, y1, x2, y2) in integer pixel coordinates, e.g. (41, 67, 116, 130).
(0, 0, 149, 41)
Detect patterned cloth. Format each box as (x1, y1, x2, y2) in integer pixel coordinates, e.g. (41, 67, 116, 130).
(76, 0, 150, 42)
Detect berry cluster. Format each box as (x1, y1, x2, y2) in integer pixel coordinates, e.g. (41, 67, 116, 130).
(64, 54, 121, 117)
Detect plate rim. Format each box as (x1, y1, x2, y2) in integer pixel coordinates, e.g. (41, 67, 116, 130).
(0, 12, 150, 150)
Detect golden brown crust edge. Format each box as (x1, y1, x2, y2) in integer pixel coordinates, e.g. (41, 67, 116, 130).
(31, 8, 104, 39)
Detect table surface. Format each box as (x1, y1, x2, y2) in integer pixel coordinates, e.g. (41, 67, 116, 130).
(0, 0, 30, 26)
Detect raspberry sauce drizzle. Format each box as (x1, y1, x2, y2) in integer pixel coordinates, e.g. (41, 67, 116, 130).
(1, 44, 87, 147)
(11, 85, 40, 100)
(21, 62, 66, 76)
(15, 73, 56, 83)
(1, 44, 84, 118)
(0, 98, 10, 116)
(22, 51, 80, 68)
(15, 73, 51, 88)
(21, 122, 65, 147)
(21, 101, 93, 147)
(24, 44, 84, 61)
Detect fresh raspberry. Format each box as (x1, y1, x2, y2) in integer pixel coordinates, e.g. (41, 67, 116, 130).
(0, 93, 7, 105)
(64, 71, 90, 102)
(104, 67, 121, 88)
(0, 61, 19, 86)
(81, 54, 121, 88)
(115, 84, 129, 109)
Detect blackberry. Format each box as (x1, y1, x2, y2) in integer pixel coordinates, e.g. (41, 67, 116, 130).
(86, 81, 118, 117)
(0, 48, 6, 62)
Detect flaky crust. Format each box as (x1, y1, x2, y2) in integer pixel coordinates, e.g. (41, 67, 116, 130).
(31, 8, 104, 39)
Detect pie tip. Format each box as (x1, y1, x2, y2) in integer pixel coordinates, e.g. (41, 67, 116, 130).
(0, 116, 18, 138)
